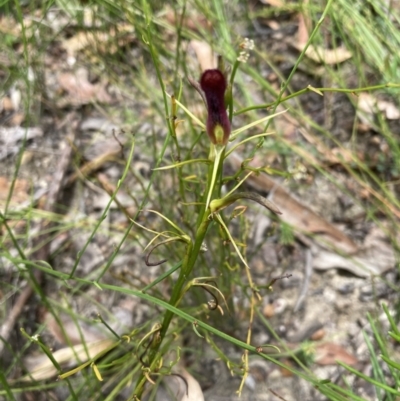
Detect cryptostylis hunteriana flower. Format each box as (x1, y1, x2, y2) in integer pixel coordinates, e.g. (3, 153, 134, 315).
(200, 69, 231, 146)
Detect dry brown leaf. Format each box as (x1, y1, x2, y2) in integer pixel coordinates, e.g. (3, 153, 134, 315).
(150, 369, 205, 401)
(263, 303, 275, 318)
(229, 154, 358, 255)
(266, 20, 280, 31)
(229, 154, 398, 276)
(62, 31, 101, 58)
(383, 102, 400, 119)
(313, 227, 396, 277)
(294, 44, 352, 64)
(0, 176, 31, 206)
(21, 304, 134, 382)
(0, 15, 21, 36)
(180, 369, 205, 401)
(297, 5, 311, 46)
(295, 8, 351, 64)
(8, 113, 25, 127)
(164, 6, 211, 33)
(328, 147, 360, 165)
(310, 328, 325, 341)
(21, 339, 114, 382)
(314, 342, 357, 366)
(1, 96, 14, 111)
(273, 109, 299, 140)
(189, 40, 216, 71)
(259, 0, 285, 6)
(61, 25, 135, 59)
(46, 313, 108, 346)
(57, 68, 112, 106)
(357, 93, 400, 124)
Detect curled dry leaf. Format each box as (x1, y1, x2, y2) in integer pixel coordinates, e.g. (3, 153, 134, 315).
(180, 369, 205, 401)
(189, 40, 216, 71)
(0, 176, 31, 208)
(22, 339, 114, 382)
(45, 312, 108, 346)
(310, 328, 326, 341)
(293, 43, 352, 65)
(149, 369, 205, 401)
(313, 227, 396, 277)
(357, 92, 400, 124)
(61, 25, 135, 60)
(0, 15, 20, 35)
(314, 342, 357, 366)
(259, 0, 285, 6)
(164, 6, 211, 34)
(22, 306, 134, 382)
(296, 10, 351, 65)
(57, 68, 112, 107)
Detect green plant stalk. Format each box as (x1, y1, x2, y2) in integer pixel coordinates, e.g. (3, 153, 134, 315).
(4, 0, 31, 216)
(29, 260, 354, 400)
(71, 137, 135, 280)
(338, 361, 400, 396)
(103, 365, 142, 401)
(0, 370, 16, 401)
(141, 261, 182, 293)
(234, 83, 400, 116)
(261, 0, 334, 133)
(133, 158, 220, 398)
(20, 329, 79, 399)
(133, 215, 211, 397)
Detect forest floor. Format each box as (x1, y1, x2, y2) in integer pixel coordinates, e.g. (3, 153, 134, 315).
(1, 1, 400, 400)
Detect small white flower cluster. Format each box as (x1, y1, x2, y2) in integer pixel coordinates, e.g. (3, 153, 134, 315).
(240, 38, 255, 50)
(237, 51, 250, 63)
(237, 38, 255, 63)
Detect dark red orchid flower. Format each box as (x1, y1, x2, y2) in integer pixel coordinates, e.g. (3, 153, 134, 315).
(200, 69, 231, 146)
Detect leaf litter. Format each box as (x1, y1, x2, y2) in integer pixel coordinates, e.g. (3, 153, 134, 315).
(1, 3, 399, 401)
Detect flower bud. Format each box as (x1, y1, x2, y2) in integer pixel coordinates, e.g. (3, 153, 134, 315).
(200, 69, 231, 146)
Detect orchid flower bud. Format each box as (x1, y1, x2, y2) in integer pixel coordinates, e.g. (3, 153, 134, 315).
(200, 69, 231, 146)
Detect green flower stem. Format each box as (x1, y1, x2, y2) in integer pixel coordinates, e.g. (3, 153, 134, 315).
(234, 83, 400, 116)
(228, 60, 240, 122)
(133, 152, 223, 398)
(133, 218, 210, 398)
(205, 145, 225, 209)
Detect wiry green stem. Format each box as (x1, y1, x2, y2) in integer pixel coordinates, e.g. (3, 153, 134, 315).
(234, 83, 400, 116)
(133, 158, 221, 398)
